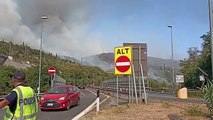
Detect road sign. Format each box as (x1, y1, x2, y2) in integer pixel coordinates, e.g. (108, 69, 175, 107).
(48, 67, 56, 75)
(176, 75, 184, 83)
(199, 75, 205, 81)
(114, 46, 132, 75)
(116, 56, 130, 72)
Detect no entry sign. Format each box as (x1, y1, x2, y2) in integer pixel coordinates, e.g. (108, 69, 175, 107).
(48, 67, 56, 75)
(114, 46, 132, 75)
(116, 56, 130, 72)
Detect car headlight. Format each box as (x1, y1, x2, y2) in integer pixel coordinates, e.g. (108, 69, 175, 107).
(59, 97, 66, 100)
(40, 97, 45, 100)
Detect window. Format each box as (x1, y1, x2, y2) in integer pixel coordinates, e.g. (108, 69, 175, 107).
(70, 87, 75, 92)
(47, 87, 67, 94)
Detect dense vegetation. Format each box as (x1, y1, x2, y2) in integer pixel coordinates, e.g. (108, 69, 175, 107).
(0, 40, 115, 94)
(180, 33, 211, 88)
(148, 79, 172, 92)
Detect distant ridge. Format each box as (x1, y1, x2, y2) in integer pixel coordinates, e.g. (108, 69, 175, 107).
(82, 52, 180, 81)
(148, 56, 180, 69)
(81, 53, 114, 71)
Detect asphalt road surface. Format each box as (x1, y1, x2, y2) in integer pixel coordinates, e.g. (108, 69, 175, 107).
(98, 88, 204, 104)
(148, 92, 204, 103)
(0, 89, 105, 120)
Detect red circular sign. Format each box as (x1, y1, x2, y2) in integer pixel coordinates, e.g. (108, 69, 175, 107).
(115, 56, 130, 72)
(48, 67, 56, 75)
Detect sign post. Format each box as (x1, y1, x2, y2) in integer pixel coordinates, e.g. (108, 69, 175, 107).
(139, 46, 147, 104)
(114, 46, 132, 105)
(48, 67, 56, 88)
(176, 75, 184, 89)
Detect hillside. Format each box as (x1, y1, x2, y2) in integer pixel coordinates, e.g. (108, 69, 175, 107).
(82, 53, 114, 71)
(0, 55, 7, 65)
(0, 40, 115, 94)
(148, 57, 180, 81)
(148, 57, 180, 69)
(82, 53, 180, 82)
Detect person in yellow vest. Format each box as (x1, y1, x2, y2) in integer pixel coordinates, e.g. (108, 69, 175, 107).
(0, 70, 38, 120)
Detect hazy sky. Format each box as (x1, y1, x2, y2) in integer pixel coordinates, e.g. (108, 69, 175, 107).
(0, 0, 209, 60)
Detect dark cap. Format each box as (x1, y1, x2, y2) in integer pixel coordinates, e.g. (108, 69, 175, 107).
(12, 70, 26, 81)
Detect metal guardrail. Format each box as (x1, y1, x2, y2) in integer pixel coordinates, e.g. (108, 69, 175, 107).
(101, 79, 173, 95)
(35, 93, 44, 97)
(36, 93, 45, 101)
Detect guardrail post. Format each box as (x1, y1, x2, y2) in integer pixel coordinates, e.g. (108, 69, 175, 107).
(96, 90, 100, 112)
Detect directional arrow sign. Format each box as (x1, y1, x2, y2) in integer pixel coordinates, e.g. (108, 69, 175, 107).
(114, 46, 132, 75)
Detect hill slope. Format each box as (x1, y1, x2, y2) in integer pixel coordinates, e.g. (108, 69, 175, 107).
(0, 40, 115, 94)
(82, 53, 180, 81)
(82, 53, 114, 71)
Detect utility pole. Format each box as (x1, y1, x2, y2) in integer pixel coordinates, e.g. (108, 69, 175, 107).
(208, 0, 213, 81)
(38, 15, 48, 94)
(168, 25, 175, 92)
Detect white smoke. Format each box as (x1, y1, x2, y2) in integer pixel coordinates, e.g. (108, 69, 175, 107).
(0, 0, 106, 58)
(0, 0, 40, 48)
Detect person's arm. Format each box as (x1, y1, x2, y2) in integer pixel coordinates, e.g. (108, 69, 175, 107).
(0, 99, 9, 109)
(2, 91, 17, 110)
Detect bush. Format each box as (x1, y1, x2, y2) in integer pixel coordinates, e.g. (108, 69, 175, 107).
(203, 81, 213, 117)
(186, 105, 203, 116)
(188, 91, 203, 98)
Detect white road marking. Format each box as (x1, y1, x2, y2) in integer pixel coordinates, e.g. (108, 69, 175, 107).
(116, 62, 130, 66)
(72, 89, 110, 120)
(80, 91, 85, 96)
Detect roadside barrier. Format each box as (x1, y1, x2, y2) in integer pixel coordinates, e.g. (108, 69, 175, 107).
(177, 87, 188, 99)
(72, 90, 100, 120)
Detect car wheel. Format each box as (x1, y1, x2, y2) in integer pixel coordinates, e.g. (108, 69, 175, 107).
(66, 102, 71, 110)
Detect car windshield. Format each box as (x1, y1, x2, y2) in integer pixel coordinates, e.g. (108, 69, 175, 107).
(47, 87, 67, 94)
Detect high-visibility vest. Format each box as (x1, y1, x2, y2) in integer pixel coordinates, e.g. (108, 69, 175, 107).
(4, 86, 38, 120)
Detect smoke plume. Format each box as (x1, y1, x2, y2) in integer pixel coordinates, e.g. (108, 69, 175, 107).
(1, 0, 105, 58)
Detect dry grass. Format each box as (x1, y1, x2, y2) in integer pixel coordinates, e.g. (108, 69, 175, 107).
(80, 100, 209, 120)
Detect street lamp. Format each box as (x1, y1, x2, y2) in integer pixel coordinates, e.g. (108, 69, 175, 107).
(38, 15, 48, 94)
(168, 25, 175, 92)
(208, 0, 213, 81)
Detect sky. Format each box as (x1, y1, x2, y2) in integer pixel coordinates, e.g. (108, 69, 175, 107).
(0, 0, 210, 60)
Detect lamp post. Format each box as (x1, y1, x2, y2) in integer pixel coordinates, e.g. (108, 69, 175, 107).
(168, 25, 175, 92)
(38, 15, 48, 94)
(208, 0, 213, 81)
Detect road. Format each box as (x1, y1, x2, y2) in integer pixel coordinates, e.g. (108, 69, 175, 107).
(148, 92, 204, 103)
(98, 88, 204, 104)
(0, 89, 106, 120)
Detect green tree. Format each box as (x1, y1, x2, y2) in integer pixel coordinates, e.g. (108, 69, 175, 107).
(203, 81, 213, 117)
(0, 66, 15, 94)
(0, 40, 115, 94)
(180, 33, 211, 88)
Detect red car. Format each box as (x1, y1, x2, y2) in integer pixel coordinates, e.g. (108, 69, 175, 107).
(39, 85, 80, 110)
